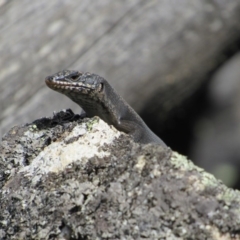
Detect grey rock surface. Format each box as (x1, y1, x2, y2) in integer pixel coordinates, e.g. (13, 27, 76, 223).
(1, 111, 240, 239)
(1, 0, 240, 138)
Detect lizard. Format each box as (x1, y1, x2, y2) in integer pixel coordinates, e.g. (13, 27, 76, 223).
(45, 70, 166, 146)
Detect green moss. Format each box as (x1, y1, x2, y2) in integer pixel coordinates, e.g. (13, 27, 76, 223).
(86, 117, 99, 131)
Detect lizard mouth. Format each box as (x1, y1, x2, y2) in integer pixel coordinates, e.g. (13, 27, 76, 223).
(45, 79, 96, 91)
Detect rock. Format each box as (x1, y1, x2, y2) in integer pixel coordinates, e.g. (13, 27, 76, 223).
(1, 110, 240, 239)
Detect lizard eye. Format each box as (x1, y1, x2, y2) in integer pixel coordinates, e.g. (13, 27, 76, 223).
(71, 75, 79, 80)
(68, 71, 82, 81)
(69, 74, 80, 81)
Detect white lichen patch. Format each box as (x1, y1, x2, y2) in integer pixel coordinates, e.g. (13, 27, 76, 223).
(19, 119, 121, 176)
(135, 155, 146, 173)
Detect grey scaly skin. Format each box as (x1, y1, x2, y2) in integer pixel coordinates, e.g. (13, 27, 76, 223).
(45, 70, 166, 146)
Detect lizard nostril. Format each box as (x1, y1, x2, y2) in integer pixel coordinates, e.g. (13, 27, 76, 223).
(46, 76, 53, 81)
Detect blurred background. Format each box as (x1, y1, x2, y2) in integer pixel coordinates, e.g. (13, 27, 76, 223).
(1, 0, 240, 188)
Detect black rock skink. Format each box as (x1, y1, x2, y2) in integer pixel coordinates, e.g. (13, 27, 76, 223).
(45, 70, 166, 146)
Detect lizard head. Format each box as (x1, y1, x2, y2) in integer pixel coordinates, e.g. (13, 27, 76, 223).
(45, 70, 117, 120)
(45, 70, 105, 94)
